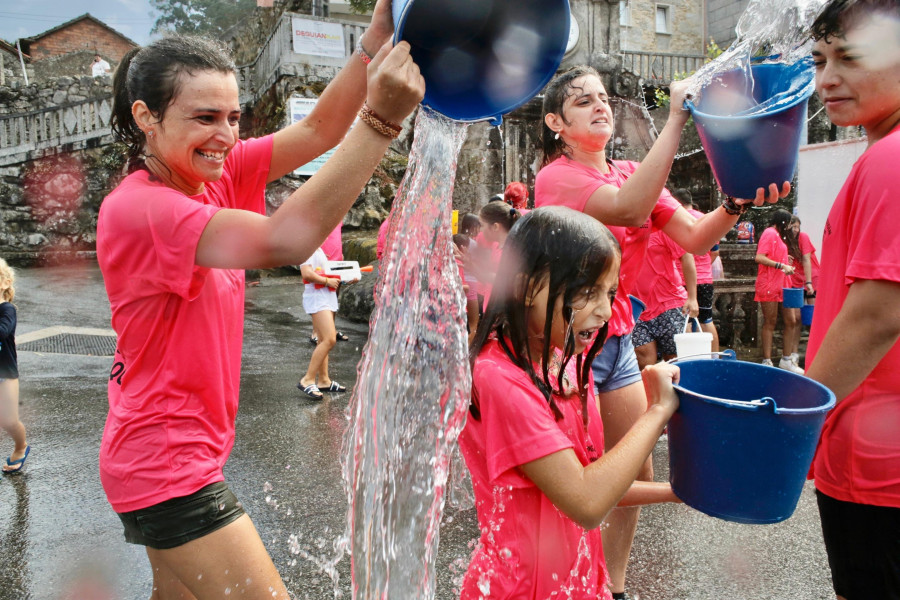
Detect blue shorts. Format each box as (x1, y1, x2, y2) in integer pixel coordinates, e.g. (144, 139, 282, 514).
(592, 333, 643, 394)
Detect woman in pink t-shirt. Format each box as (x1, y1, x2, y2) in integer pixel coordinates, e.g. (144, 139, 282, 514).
(534, 64, 790, 596)
(754, 210, 803, 373)
(96, 11, 424, 597)
(460, 206, 680, 600)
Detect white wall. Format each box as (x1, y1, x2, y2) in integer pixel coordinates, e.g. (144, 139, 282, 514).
(796, 138, 867, 253)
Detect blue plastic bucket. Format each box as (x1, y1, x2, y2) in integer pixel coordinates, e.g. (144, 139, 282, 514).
(392, 0, 570, 125)
(686, 60, 814, 199)
(801, 303, 814, 326)
(668, 357, 835, 524)
(782, 287, 803, 308)
(628, 294, 646, 321)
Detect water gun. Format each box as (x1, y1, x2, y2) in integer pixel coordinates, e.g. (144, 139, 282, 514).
(304, 268, 342, 290)
(304, 262, 374, 289)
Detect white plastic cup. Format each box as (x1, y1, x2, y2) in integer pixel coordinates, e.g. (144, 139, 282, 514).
(674, 332, 714, 358)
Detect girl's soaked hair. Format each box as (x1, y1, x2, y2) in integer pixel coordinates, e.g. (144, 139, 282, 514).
(0, 258, 16, 303)
(111, 35, 236, 171)
(540, 65, 604, 167)
(469, 206, 620, 427)
(771, 209, 801, 262)
(811, 0, 900, 41)
(479, 200, 520, 232)
(459, 213, 481, 236)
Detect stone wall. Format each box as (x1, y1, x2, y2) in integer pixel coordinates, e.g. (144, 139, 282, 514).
(621, 0, 705, 54)
(0, 73, 113, 115)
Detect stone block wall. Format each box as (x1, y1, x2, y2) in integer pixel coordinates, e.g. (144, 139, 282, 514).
(620, 0, 705, 54)
(0, 74, 113, 115)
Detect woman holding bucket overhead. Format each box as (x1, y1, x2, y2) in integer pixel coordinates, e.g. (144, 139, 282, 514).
(754, 210, 805, 374)
(534, 64, 790, 598)
(96, 0, 424, 595)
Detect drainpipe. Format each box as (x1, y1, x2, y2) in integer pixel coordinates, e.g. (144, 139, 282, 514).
(16, 39, 29, 86)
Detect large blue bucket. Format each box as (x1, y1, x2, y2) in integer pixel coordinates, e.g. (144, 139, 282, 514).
(668, 357, 835, 524)
(686, 60, 814, 199)
(392, 0, 570, 125)
(801, 303, 815, 326)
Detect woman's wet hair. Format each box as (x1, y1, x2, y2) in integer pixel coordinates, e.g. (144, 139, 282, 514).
(771, 209, 801, 261)
(469, 206, 621, 427)
(111, 35, 237, 171)
(811, 0, 900, 41)
(540, 65, 604, 167)
(479, 200, 520, 232)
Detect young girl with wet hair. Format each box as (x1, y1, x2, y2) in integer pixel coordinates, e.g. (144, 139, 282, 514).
(459, 206, 680, 600)
(97, 0, 424, 595)
(0, 258, 29, 475)
(535, 64, 791, 598)
(754, 209, 804, 373)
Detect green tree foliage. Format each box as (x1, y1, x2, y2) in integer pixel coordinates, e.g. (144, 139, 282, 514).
(150, 0, 258, 37)
(348, 0, 376, 13)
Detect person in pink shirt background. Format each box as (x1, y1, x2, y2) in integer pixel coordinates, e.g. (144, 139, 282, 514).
(534, 64, 789, 598)
(805, 2, 900, 597)
(96, 4, 424, 595)
(462, 200, 520, 312)
(630, 230, 698, 369)
(789, 215, 819, 301)
(753, 210, 804, 373)
(673, 189, 720, 351)
(459, 206, 680, 600)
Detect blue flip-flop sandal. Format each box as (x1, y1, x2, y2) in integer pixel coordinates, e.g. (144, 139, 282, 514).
(3, 445, 30, 475)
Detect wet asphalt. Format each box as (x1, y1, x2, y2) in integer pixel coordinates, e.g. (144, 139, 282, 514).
(0, 262, 835, 600)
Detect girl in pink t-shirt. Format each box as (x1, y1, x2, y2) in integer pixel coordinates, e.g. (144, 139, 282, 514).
(96, 13, 424, 597)
(464, 200, 520, 311)
(535, 64, 791, 595)
(459, 206, 681, 600)
(754, 210, 803, 372)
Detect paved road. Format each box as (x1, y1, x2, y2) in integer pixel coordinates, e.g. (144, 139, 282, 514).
(0, 262, 834, 599)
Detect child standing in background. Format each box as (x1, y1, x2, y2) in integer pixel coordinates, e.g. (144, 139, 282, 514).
(459, 207, 680, 600)
(297, 248, 355, 400)
(0, 258, 29, 474)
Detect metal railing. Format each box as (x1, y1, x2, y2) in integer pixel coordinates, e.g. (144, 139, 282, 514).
(620, 50, 707, 85)
(0, 96, 113, 166)
(238, 13, 367, 105)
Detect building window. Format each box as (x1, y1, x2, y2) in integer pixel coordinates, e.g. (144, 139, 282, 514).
(656, 5, 671, 34)
(619, 0, 632, 26)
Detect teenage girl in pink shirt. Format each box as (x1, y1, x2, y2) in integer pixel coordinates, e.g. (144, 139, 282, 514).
(96, 2, 424, 596)
(459, 206, 680, 600)
(534, 64, 790, 598)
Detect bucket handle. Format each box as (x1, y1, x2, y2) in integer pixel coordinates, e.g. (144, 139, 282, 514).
(667, 350, 737, 364)
(683, 315, 701, 333)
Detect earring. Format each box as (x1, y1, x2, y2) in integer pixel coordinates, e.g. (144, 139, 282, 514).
(554, 132, 560, 140)
(147, 129, 154, 138)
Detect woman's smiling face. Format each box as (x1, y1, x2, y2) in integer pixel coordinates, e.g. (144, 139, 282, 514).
(141, 70, 241, 195)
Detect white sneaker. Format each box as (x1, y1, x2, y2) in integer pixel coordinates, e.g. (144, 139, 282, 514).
(790, 352, 800, 366)
(779, 356, 805, 374)
(761, 358, 774, 366)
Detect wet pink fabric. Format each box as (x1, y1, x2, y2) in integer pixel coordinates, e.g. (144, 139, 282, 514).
(535, 156, 679, 336)
(97, 136, 273, 512)
(632, 231, 687, 321)
(807, 129, 900, 508)
(459, 340, 611, 600)
(754, 226, 789, 302)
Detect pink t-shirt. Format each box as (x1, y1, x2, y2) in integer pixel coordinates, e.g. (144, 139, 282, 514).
(535, 156, 680, 336)
(789, 231, 820, 290)
(807, 129, 900, 508)
(459, 340, 610, 600)
(376, 218, 390, 260)
(754, 226, 789, 302)
(321, 222, 343, 261)
(632, 231, 688, 321)
(686, 209, 713, 284)
(96, 136, 273, 513)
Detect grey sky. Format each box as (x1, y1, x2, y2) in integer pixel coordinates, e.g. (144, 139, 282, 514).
(0, 0, 157, 46)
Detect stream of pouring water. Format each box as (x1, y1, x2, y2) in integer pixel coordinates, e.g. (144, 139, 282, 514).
(339, 108, 473, 600)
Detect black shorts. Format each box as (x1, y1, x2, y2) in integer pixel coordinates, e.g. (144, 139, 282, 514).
(632, 307, 683, 356)
(816, 489, 900, 599)
(117, 481, 246, 550)
(697, 283, 715, 323)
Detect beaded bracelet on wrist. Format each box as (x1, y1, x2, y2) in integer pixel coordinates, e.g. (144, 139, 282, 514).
(356, 40, 374, 65)
(721, 196, 748, 216)
(358, 103, 402, 139)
